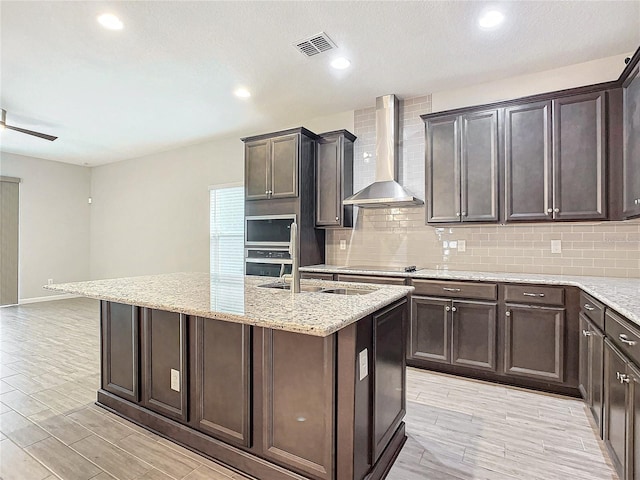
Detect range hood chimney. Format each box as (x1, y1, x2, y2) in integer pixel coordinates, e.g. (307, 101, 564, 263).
(343, 94, 424, 208)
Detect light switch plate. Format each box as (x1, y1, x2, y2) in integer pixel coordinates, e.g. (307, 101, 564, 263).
(458, 240, 466, 252)
(170, 369, 180, 392)
(359, 349, 368, 381)
(340, 239, 346, 250)
(551, 240, 562, 254)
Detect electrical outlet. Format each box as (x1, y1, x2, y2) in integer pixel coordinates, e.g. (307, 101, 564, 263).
(551, 240, 562, 254)
(47, 279, 53, 285)
(359, 349, 368, 381)
(442, 241, 449, 248)
(458, 240, 466, 252)
(339, 239, 346, 250)
(170, 369, 180, 392)
(449, 241, 458, 249)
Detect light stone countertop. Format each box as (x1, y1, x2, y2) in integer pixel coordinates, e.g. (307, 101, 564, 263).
(301, 265, 640, 327)
(44, 272, 413, 337)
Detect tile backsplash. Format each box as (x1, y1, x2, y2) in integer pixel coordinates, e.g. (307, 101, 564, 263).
(327, 95, 640, 279)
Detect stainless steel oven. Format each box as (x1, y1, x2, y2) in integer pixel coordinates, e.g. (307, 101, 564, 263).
(245, 248, 292, 277)
(245, 214, 296, 246)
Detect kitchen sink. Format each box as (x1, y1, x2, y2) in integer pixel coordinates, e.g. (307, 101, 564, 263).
(319, 288, 374, 295)
(258, 282, 325, 293)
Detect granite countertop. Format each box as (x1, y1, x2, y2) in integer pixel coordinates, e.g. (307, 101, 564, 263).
(44, 272, 413, 337)
(301, 265, 640, 327)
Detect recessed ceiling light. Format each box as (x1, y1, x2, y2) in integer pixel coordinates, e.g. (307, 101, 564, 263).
(97, 13, 124, 30)
(331, 57, 351, 70)
(478, 10, 505, 29)
(234, 88, 251, 98)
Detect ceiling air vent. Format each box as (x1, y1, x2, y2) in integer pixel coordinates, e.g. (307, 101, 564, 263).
(294, 32, 336, 57)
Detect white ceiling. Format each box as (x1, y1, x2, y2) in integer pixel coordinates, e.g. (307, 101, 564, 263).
(1, 1, 638, 166)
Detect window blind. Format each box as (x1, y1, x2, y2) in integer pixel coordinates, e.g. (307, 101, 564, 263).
(209, 184, 244, 278)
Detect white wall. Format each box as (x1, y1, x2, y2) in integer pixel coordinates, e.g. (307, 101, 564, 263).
(0, 152, 91, 301)
(89, 110, 354, 280)
(431, 53, 631, 113)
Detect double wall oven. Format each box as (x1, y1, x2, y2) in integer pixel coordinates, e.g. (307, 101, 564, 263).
(244, 214, 295, 277)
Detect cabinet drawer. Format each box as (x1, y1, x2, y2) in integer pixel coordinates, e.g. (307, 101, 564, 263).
(606, 310, 640, 367)
(504, 284, 564, 306)
(335, 274, 406, 286)
(300, 272, 335, 281)
(580, 291, 605, 331)
(411, 280, 497, 300)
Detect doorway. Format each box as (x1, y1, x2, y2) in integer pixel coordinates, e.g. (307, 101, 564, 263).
(1, 176, 20, 306)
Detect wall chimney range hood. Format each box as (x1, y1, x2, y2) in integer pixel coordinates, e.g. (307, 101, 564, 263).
(343, 94, 424, 208)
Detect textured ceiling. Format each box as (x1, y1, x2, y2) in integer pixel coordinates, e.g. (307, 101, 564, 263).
(1, 1, 639, 166)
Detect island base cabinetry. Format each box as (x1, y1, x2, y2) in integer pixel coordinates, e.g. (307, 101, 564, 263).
(98, 299, 408, 480)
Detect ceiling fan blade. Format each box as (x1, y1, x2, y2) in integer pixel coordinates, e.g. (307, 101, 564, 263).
(5, 124, 57, 141)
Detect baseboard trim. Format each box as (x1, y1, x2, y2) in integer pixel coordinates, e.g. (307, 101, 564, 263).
(18, 293, 81, 305)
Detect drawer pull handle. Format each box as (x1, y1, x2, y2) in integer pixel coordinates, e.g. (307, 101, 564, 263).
(618, 372, 631, 384)
(582, 329, 592, 337)
(620, 334, 637, 346)
(583, 304, 595, 311)
(523, 292, 545, 297)
(443, 288, 461, 292)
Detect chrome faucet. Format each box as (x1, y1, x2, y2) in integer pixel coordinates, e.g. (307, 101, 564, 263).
(283, 222, 300, 293)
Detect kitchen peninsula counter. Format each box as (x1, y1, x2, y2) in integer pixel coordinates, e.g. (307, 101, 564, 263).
(301, 265, 640, 327)
(46, 272, 413, 480)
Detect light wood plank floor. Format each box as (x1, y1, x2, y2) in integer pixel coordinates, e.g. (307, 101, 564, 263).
(0, 298, 618, 480)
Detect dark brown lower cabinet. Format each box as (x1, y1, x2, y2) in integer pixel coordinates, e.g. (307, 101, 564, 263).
(101, 301, 139, 403)
(579, 313, 604, 433)
(192, 317, 251, 447)
(261, 329, 335, 480)
(142, 308, 188, 422)
(409, 296, 496, 372)
(605, 339, 630, 478)
(504, 304, 565, 382)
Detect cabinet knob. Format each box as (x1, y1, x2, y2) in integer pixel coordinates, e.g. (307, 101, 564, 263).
(505, 311, 511, 317)
(456, 212, 460, 217)
(636, 199, 640, 205)
(547, 208, 553, 213)
(335, 216, 339, 221)
(554, 208, 560, 213)
(445, 306, 451, 312)
(582, 329, 592, 337)
(451, 306, 457, 312)
(462, 212, 467, 217)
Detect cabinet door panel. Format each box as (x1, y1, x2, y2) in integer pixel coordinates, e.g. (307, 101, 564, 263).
(553, 92, 606, 220)
(410, 297, 450, 364)
(623, 67, 640, 217)
(194, 318, 251, 447)
(316, 137, 340, 226)
(262, 330, 334, 479)
(143, 309, 188, 422)
(579, 313, 591, 402)
(504, 304, 564, 382)
(629, 363, 640, 480)
(452, 301, 496, 371)
(245, 140, 270, 200)
(373, 301, 406, 462)
(426, 116, 460, 223)
(101, 302, 139, 403)
(271, 134, 298, 198)
(604, 339, 627, 477)
(461, 110, 499, 222)
(505, 101, 552, 221)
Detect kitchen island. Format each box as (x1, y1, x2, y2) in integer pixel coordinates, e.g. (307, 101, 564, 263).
(46, 273, 414, 480)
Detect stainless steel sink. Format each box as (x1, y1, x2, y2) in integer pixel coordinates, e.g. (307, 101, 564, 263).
(258, 282, 325, 293)
(319, 288, 373, 295)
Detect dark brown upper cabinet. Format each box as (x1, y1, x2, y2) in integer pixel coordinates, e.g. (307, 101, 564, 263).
(623, 63, 640, 218)
(425, 110, 499, 223)
(505, 92, 607, 222)
(315, 130, 356, 228)
(243, 128, 319, 201)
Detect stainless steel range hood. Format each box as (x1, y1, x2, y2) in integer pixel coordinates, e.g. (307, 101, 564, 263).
(343, 94, 423, 208)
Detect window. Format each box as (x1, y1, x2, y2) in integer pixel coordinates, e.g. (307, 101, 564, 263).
(209, 183, 244, 278)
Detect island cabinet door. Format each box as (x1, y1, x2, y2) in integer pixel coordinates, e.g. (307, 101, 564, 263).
(191, 317, 251, 448)
(141, 309, 188, 422)
(101, 301, 140, 403)
(260, 329, 335, 480)
(372, 300, 407, 463)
